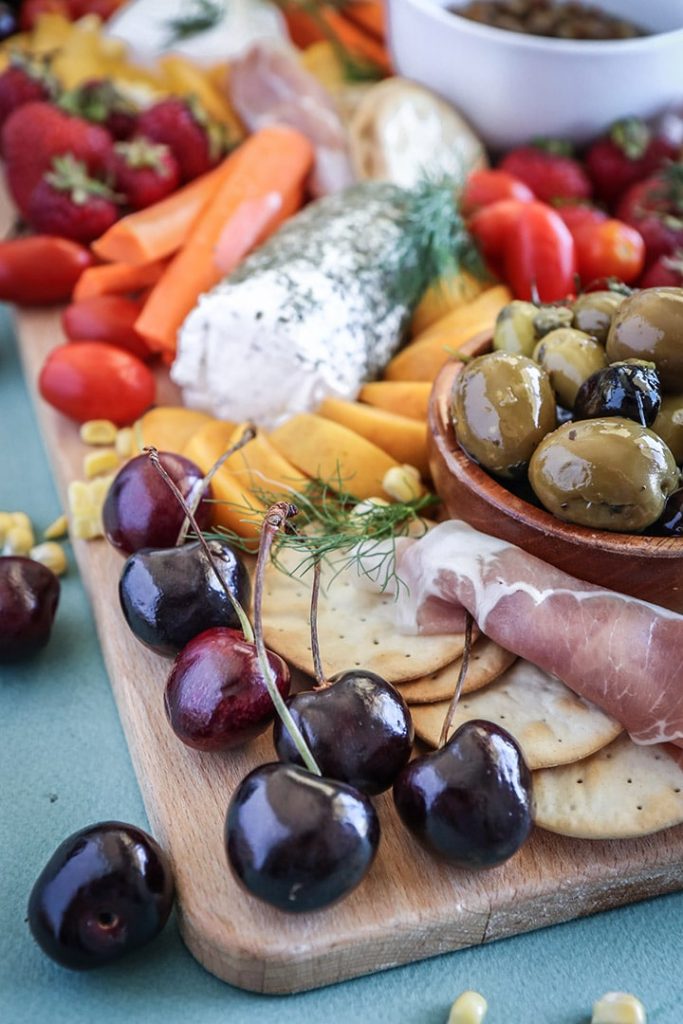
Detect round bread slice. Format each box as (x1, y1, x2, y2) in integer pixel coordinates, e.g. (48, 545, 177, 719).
(398, 639, 516, 704)
(411, 660, 623, 770)
(262, 546, 466, 683)
(534, 736, 683, 839)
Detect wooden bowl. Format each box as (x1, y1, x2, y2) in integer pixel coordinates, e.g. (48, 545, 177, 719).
(428, 333, 683, 613)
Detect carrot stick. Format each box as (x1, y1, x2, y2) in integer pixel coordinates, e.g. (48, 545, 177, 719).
(325, 9, 391, 72)
(342, 2, 385, 40)
(73, 260, 167, 302)
(282, 9, 326, 48)
(91, 162, 231, 267)
(134, 125, 314, 356)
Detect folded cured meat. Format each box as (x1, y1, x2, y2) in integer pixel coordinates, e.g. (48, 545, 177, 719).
(386, 520, 683, 748)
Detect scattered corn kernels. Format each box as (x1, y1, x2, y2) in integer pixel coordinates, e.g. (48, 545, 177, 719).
(115, 427, 133, 459)
(83, 449, 120, 479)
(3, 523, 35, 556)
(68, 474, 115, 540)
(80, 419, 118, 445)
(0, 511, 14, 543)
(592, 992, 646, 1024)
(382, 464, 425, 503)
(30, 542, 67, 577)
(448, 990, 488, 1024)
(44, 514, 68, 540)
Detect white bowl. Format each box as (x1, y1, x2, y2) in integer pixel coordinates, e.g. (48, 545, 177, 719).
(386, 0, 683, 151)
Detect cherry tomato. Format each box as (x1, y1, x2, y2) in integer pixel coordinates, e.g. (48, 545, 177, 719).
(467, 199, 529, 274)
(39, 342, 155, 425)
(0, 236, 93, 306)
(573, 219, 645, 285)
(555, 204, 608, 235)
(461, 169, 534, 216)
(62, 295, 153, 362)
(503, 202, 577, 302)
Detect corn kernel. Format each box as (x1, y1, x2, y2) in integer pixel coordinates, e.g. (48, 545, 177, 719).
(10, 511, 33, 531)
(0, 511, 13, 543)
(30, 542, 67, 576)
(3, 524, 35, 556)
(448, 990, 488, 1024)
(67, 474, 115, 541)
(115, 427, 133, 459)
(83, 449, 120, 479)
(382, 464, 425, 503)
(44, 514, 68, 540)
(592, 992, 646, 1024)
(80, 419, 118, 445)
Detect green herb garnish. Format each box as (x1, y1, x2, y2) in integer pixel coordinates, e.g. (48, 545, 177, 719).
(273, 0, 384, 82)
(164, 0, 227, 45)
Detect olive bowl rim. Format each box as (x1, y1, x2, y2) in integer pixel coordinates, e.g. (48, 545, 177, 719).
(428, 331, 683, 560)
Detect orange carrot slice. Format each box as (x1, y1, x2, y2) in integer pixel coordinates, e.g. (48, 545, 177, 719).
(91, 162, 231, 267)
(341, 2, 385, 40)
(134, 125, 314, 357)
(73, 260, 167, 302)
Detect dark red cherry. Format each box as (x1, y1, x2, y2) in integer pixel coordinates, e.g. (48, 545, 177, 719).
(225, 762, 380, 912)
(27, 821, 174, 969)
(273, 670, 414, 795)
(103, 451, 211, 556)
(119, 539, 250, 655)
(0, 556, 60, 662)
(165, 627, 290, 750)
(393, 720, 533, 869)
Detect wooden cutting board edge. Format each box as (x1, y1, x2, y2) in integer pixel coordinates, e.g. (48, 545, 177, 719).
(13, 305, 683, 996)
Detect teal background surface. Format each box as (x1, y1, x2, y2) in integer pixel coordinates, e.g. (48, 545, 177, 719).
(1, 308, 682, 1024)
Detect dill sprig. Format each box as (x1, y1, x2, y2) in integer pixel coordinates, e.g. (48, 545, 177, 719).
(165, 0, 226, 44)
(205, 470, 438, 593)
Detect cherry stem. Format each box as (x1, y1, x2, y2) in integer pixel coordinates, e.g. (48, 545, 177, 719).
(146, 447, 254, 643)
(254, 502, 322, 777)
(309, 558, 329, 690)
(177, 424, 256, 546)
(438, 612, 474, 749)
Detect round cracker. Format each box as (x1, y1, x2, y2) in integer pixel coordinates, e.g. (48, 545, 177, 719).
(411, 660, 622, 770)
(399, 639, 516, 705)
(534, 735, 683, 840)
(262, 547, 466, 683)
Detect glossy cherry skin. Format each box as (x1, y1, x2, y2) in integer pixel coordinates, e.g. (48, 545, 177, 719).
(103, 451, 212, 556)
(225, 763, 380, 912)
(27, 821, 174, 969)
(119, 539, 250, 656)
(165, 627, 290, 751)
(393, 720, 533, 869)
(273, 671, 414, 795)
(0, 556, 60, 662)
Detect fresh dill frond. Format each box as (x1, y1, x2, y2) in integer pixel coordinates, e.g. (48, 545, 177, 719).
(164, 0, 226, 44)
(205, 471, 438, 593)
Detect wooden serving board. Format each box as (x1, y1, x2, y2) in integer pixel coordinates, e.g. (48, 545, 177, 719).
(16, 307, 683, 995)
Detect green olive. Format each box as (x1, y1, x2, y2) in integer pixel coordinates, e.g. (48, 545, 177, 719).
(606, 287, 683, 392)
(653, 393, 683, 463)
(533, 328, 608, 409)
(528, 417, 680, 532)
(492, 300, 538, 357)
(572, 290, 626, 344)
(451, 352, 556, 479)
(533, 305, 574, 338)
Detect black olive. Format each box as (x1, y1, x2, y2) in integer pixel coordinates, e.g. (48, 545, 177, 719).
(650, 490, 683, 537)
(573, 360, 661, 427)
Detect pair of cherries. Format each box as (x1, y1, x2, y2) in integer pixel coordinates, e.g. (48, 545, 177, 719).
(108, 450, 533, 915)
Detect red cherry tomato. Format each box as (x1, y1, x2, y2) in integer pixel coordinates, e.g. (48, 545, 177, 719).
(0, 236, 93, 306)
(39, 342, 156, 425)
(461, 169, 534, 216)
(503, 202, 577, 302)
(61, 295, 153, 362)
(573, 219, 645, 285)
(555, 204, 608, 235)
(467, 199, 530, 274)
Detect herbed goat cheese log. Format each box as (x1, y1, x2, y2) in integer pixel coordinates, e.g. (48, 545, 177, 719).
(171, 181, 467, 428)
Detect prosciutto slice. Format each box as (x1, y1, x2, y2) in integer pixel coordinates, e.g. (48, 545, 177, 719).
(387, 521, 683, 748)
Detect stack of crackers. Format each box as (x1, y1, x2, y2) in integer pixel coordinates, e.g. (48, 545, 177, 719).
(263, 549, 683, 841)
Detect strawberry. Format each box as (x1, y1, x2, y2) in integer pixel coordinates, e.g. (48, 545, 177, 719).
(20, 0, 71, 31)
(112, 137, 180, 210)
(500, 143, 592, 204)
(68, 0, 126, 19)
(585, 118, 678, 208)
(2, 101, 114, 217)
(59, 80, 138, 141)
(639, 252, 683, 289)
(27, 154, 120, 244)
(136, 98, 225, 182)
(0, 55, 56, 138)
(617, 165, 683, 267)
